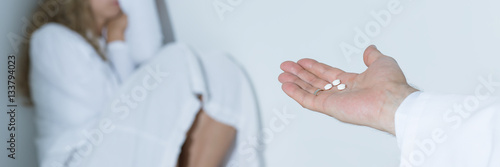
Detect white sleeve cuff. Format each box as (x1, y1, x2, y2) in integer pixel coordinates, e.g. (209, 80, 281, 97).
(394, 89, 500, 166)
(395, 91, 423, 149)
(107, 41, 135, 83)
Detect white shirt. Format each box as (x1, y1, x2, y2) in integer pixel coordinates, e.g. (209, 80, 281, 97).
(396, 91, 500, 167)
(29, 23, 140, 166)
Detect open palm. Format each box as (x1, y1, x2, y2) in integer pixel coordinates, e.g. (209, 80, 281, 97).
(279, 45, 417, 134)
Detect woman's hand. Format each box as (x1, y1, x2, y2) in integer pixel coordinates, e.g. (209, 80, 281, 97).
(107, 12, 128, 43)
(279, 45, 418, 135)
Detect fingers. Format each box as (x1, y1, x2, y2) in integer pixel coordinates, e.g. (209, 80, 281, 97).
(296, 58, 346, 83)
(281, 82, 319, 110)
(280, 61, 331, 89)
(279, 60, 344, 111)
(278, 72, 318, 94)
(363, 45, 385, 67)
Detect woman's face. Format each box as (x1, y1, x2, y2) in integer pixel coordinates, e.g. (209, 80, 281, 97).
(89, 0, 121, 21)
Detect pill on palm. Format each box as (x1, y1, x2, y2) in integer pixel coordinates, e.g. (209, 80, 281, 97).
(337, 84, 346, 90)
(332, 79, 341, 86)
(324, 84, 333, 90)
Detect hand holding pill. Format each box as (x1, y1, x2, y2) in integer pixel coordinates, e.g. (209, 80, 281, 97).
(279, 45, 418, 135)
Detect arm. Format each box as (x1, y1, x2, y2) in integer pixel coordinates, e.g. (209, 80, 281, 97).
(106, 13, 136, 82)
(396, 91, 500, 166)
(30, 24, 111, 116)
(279, 45, 416, 134)
(279, 45, 500, 166)
(30, 24, 113, 165)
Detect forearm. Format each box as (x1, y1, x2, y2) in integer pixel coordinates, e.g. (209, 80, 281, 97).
(107, 31, 125, 43)
(106, 41, 136, 82)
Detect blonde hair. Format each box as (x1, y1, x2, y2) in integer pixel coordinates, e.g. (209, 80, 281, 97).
(19, 0, 106, 104)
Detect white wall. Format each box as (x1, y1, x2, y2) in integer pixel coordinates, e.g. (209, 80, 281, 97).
(1, 0, 38, 167)
(3, 0, 500, 166)
(165, 0, 500, 166)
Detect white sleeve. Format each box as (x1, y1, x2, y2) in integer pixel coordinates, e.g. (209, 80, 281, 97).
(395, 91, 500, 167)
(106, 41, 136, 82)
(30, 25, 110, 115)
(30, 24, 115, 166)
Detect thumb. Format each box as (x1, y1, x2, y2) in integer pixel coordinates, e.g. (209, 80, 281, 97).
(363, 45, 385, 67)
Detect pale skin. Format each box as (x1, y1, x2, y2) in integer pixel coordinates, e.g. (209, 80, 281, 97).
(279, 45, 418, 135)
(89, 0, 236, 166)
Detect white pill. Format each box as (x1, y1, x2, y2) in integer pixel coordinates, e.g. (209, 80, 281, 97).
(332, 79, 341, 86)
(337, 84, 346, 91)
(324, 83, 333, 90)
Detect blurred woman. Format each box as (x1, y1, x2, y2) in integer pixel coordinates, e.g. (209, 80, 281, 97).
(22, 0, 262, 166)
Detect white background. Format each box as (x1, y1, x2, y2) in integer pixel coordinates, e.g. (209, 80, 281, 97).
(2, 0, 500, 166)
(166, 0, 500, 166)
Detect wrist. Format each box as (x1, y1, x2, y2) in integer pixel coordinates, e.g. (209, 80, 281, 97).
(107, 31, 125, 43)
(379, 84, 418, 135)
